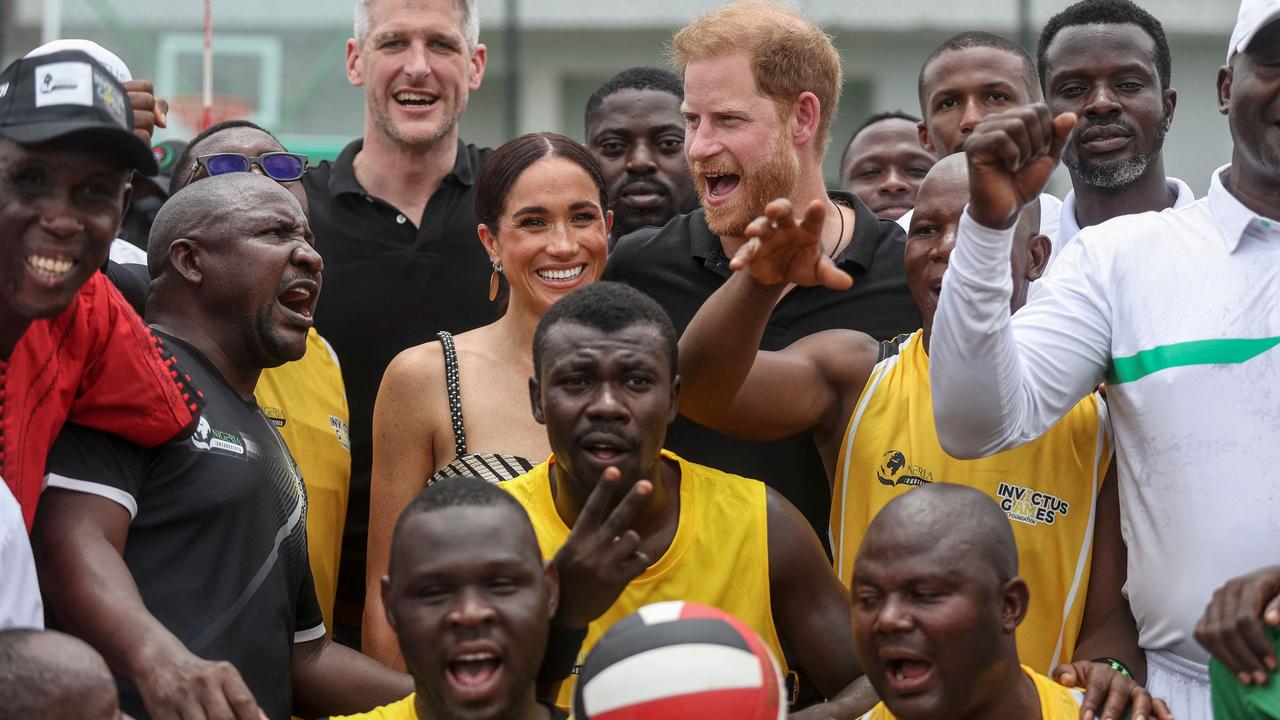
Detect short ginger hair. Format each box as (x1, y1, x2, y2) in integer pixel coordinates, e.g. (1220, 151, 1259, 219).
(672, 1, 843, 154)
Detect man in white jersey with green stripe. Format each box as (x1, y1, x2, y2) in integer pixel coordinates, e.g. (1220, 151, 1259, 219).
(928, 1, 1280, 718)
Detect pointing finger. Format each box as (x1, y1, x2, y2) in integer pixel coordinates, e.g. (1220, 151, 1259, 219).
(577, 466, 623, 529)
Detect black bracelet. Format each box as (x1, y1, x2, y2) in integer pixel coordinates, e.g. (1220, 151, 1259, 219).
(1091, 657, 1134, 679)
(539, 623, 590, 684)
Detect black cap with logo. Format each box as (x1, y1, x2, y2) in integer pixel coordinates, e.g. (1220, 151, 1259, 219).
(0, 48, 158, 175)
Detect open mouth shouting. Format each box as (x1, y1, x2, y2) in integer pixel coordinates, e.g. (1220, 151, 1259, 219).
(276, 278, 319, 326)
(25, 251, 79, 287)
(929, 276, 943, 300)
(445, 642, 506, 703)
(703, 173, 742, 205)
(880, 647, 937, 695)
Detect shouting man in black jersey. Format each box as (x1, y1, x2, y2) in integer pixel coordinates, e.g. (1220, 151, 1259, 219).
(33, 173, 412, 720)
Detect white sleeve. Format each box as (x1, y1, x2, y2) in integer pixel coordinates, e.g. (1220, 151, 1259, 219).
(0, 482, 43, 630)
(929, 208, 1113, 458)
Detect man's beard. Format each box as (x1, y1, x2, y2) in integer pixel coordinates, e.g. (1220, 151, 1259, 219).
(251, 301, 306, 369)
(1065, 117, 1168, 189)
(369, 94, 460, 151)
(694, 131, 800, 238)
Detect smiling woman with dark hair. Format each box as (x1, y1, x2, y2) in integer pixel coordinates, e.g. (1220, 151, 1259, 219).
(363, 132, 611, 671)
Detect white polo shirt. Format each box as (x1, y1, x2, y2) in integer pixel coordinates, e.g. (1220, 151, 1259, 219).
(1042, 177, 1198, 277)
(929, 165, 1280, 669)
(0, 479, 43, 629)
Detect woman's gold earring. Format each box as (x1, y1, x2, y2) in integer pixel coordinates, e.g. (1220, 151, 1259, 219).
(488, 260, 503, 302)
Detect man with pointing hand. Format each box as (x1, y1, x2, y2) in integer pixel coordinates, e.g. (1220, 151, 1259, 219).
(500, 280, 872, 718)
(926, 2, 1280, 717)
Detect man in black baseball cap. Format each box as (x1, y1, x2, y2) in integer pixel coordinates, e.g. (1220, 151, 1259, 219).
(0, 48, 157, 174)
(0, 47, 200, 534)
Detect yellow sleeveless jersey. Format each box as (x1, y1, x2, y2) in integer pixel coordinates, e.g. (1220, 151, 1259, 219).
(858, 666, 1086, 719)
(330, 693, 417, 719)
(501, 449, 784, 710)
(834, 331, 1110, 673)
(256, 328, 351, 633)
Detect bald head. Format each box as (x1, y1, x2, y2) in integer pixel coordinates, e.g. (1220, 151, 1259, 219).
(860, 484, 1018, 586)
(0, 629, 120, 720)
(148, 173, 302, 280)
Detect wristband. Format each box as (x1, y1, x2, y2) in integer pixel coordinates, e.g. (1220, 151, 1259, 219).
(1091, 657, 1134, 679)
(539, 623, 590, 684)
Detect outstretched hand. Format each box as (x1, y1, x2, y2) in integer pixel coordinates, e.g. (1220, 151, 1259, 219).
(966, 104, 1077, 230)
(729, 198, 853, 290)
(1195, 564, 1280, 686)
(550, 466, 654, 630)
(1054, 661, 1173, 720)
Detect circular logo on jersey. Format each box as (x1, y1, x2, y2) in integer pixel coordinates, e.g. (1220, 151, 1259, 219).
(876, 450, 933, 488)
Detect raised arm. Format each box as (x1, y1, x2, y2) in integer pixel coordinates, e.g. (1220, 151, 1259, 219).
(930, 106, 1115, 458)
(363, 346, 442, 670)
(34, 489, 265, 720)
(679, 199, 878, 443)
(766, 488, 876, 719)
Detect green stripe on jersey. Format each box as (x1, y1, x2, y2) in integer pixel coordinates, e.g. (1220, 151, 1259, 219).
(1108, 337, 1280, 384)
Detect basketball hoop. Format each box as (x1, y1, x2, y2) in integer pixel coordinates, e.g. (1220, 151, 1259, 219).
(168, 94, 253, 133)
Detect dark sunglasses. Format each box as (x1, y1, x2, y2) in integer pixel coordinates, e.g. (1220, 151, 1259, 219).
(196, 152, 308, 182)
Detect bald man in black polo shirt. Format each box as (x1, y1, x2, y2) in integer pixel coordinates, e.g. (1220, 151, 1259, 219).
(302, 0, 495, 640)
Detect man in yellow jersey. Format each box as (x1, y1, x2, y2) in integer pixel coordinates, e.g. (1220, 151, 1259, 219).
(678, 154, 1149, 712)
(169, 120, 353, 632)
(501, 281, 873, 718)
(327, 476, 563, 720)
(853, 484, 1169, 720)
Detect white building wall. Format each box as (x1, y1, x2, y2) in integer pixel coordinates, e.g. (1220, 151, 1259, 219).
(7, 0, 1241, 192)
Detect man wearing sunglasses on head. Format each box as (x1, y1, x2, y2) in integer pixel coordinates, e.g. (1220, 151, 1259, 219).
(135, 120, 353, 640)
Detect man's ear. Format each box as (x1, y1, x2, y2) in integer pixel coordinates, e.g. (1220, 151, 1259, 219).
(1217, 64, 1232, 116)
(168, 238, 203, 284)
(468, 43, 487, 92)
(792, 91, 821, 148)
(1000, 577, 1030, 634)
(1026, 234, 1050, 282)
(668, 374, 682, 423)
(605, 209, 614, 238)
(1162, 87, 1178, 126)
(529, 375, 545, 425)
(118, 180, 134, 231)
(544, 560, 560, 620)
(918, 120, 936, 155)
(381, 575, 398, 632)
(345, 38, 364, 87)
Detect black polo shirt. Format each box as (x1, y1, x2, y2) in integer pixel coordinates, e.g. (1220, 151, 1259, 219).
(302, 138, 497, 623)
(603, 191, 921, 550)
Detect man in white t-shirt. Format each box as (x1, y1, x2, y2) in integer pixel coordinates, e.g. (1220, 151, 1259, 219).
(928, 2, 1280, 718)
(1034, 0, 1197, 278)
(0, 481, 42, 630)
